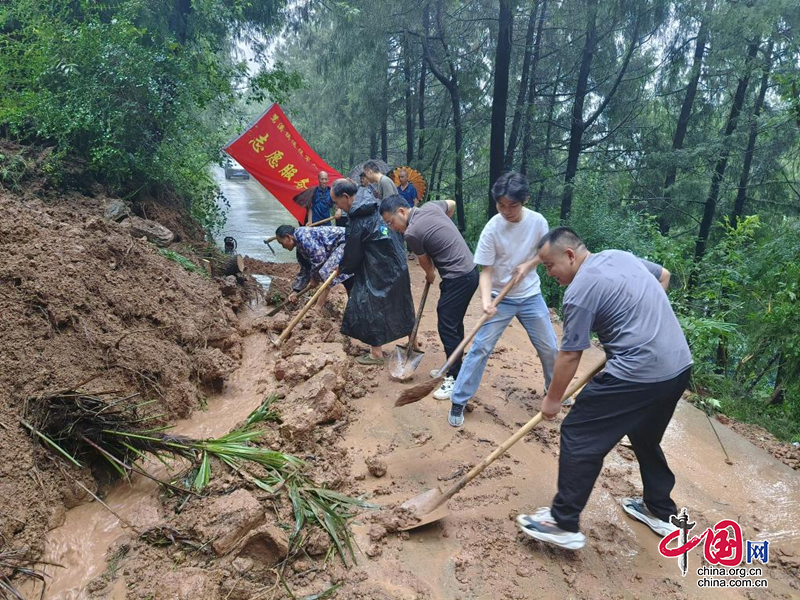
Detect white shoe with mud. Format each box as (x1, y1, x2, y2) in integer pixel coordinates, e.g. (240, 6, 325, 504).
(433, 376, 455, 400)
(516, 508, 586, 550)
(448, 403, 465, 427)
(620, 497, 678, 537)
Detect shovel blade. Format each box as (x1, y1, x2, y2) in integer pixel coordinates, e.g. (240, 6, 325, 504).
(398, 486, 450, 531)
(388, 344, 426, 381)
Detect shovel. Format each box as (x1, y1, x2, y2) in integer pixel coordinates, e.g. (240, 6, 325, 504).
(397, 357, 607, 530)
(395, 277, 517, 407)
(263, 215, 337, 255)
(389, 280, 432, 381)
(272, 270, 338, 347)
(266, 282, 314, 317)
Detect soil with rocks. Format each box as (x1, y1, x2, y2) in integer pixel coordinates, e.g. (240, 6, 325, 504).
(5, 144, 800, 599)
(0, 146, 268, 585)
(714, 413, 800, 470)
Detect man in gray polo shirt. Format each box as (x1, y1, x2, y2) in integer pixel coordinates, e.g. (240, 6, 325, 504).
(516, 227, 693, 551)
(380, 195, 478, 400)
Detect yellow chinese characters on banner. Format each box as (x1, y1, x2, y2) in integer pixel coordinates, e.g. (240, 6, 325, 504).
(224, 103, 344, 223)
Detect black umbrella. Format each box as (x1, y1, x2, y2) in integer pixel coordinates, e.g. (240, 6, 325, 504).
(348, 158, 390, 182)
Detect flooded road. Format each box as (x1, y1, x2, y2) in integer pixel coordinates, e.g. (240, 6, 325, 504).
(212, 166, 298, 264)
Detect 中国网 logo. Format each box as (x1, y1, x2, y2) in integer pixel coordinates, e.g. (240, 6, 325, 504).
(658, 508, 770, 589)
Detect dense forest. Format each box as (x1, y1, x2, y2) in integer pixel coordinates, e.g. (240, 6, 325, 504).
(2, 0, 799, 440)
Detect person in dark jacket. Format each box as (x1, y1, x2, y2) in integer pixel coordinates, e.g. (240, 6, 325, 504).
(331, 178, 415, 365)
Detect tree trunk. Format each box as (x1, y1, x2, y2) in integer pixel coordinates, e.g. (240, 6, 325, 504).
(435, 160, 445, 200)
(381, 117, 388, 162)
(533, 71, 559, 208)
(452, 87, 465, 229)
(370, 130, 378, 158)
(418, 4, 430, 162)
(504, 0, 540, 170)
(731, 40, 773, 229)
(692, 39, 760, 275)
(560, 0, 598, 222)
(488, 0, 514, 218)
(404, 34, 415, 165)
(766, 354, 786, 405)
(661, 0, 713, 233)
(423, 0, 465, 230)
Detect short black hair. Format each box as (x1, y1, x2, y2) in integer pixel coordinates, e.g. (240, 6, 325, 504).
(491, 172, 528, 204)
(363, 160, 382, 174)
(379, 194, 408, 216)
(359, 171, 366, 178)
(276, 224, 295, 238)
(332, 179, 358, 197)
(537, 226, 585, 251)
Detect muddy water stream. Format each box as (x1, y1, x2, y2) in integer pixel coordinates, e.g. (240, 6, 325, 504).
(24, 334, 276, 599)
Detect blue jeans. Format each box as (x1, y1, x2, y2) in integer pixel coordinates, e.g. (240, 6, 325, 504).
(451, 293, 558, 407)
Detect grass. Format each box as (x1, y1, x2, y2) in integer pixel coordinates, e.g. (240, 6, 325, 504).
(156, 247, 207, 277)
(0, 548, 51, 600)
(24, 389, 373, 565)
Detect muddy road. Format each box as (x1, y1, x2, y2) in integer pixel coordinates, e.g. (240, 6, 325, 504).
(341, 267, 800, 599)
(212, 166, 297, 264)
(22, 264, 800, 600)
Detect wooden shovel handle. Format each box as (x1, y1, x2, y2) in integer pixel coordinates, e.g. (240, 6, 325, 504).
(264, 215, 338, 245)
(267, 282, 314, 316)
(276, 270, 338, 347)
(431, 277, 517, 378)
(436, 357, 607, 507)
(406, 281, 432, 358)
(308, 215, 338, 227)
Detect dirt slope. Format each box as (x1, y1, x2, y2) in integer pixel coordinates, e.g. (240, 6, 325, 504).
(0, 182, 245, 561)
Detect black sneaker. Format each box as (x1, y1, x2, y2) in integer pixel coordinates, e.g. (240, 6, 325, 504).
(620, 497, 678, 537)
(448, 403, 465, 427)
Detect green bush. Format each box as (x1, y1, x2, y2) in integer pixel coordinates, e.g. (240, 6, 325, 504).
(0, 0, 294, 233)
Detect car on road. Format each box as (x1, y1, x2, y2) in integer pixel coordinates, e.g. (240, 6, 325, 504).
(224, 157, 250, 180)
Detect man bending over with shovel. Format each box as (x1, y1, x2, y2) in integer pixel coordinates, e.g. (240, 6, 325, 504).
(380, 195, 478, 398)
(446, 172, 558, 427)
(516, 227, 692, 550)
(274, 225, 352, 311)
(331, 179, 416, 365)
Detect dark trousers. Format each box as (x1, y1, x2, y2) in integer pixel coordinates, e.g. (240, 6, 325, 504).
(437, 267, 479, 378)
(551, 367, 692, 533)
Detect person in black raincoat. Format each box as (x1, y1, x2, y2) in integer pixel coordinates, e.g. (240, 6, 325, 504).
(331, 178, 415, 365)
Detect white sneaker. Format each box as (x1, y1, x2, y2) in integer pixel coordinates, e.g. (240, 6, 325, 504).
(516, 508, 586, 550)
(433, 376, 455, 400)
(620, 497, 678, 537)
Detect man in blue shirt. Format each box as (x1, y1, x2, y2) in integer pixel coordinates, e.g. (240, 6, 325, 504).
(396, 168, 419, 208)
(307, 171, 345, 226)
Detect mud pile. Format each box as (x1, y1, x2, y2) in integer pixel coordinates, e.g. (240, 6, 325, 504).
(0, 163, 255, 560)
(716, 414, 800, 470)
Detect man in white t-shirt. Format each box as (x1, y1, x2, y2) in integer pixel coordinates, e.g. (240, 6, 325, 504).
(448, 172, 558, 427)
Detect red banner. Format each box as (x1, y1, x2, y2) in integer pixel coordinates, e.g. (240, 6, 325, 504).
(224, 104, 344, 223)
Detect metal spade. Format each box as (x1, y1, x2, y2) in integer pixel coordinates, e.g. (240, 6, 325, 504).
(396, 357, 607, 531)
(389, 281, 431, 381)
